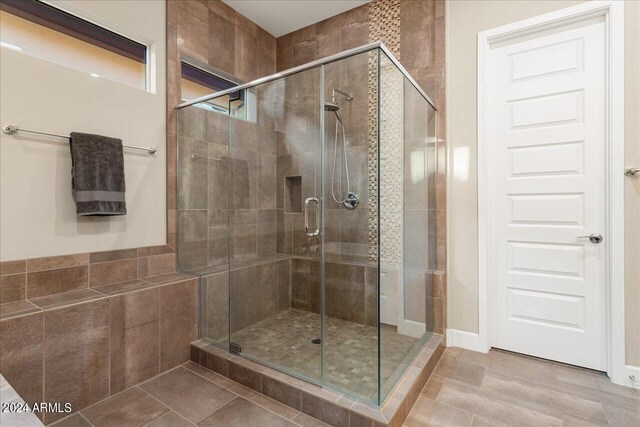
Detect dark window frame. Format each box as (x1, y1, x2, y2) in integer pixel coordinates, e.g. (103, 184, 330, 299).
(180, 61, 241, 101)
(0, 0, 147, 64)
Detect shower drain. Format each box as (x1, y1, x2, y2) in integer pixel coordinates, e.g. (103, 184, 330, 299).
(311, 338, 322, 344)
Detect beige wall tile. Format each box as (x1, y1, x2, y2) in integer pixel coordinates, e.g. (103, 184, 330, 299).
(27, 253, 89, 272)
(160, 279, 198, 370)
(0, 313, 43, 408)
(233, 10, 258, 37)
(0, 260, 25, 276)
(234, 27, 257, 82)
(138, 253, 177, 278)
(44, 300, 110, 423)
(257, 27, 277, 77)
(316, 15, 344, 59)
(177, 0, 208, 19)
(276, 35, 293, 72)
(89, 248, 137, 264)
(109, 288, 160, 394)
(27, 265, 89, 298)
(0, 273, 25, 303)
(202, 272, 229, 344)
(89, 259, 137, 287)
(177, 8, 209, 63)
(208, 11, 236, 76)
(207, 0, 235, 22)
(340, 19, 369, 51)
(29, 289, 106, 311)
(138, 245, 174, 257)
(0, 300, 40, 320)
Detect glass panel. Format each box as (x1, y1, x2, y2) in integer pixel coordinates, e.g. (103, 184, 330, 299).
(321, 50, 379, 404)
(379, 51, 437, 403)
(177, 45, 438, 407)
(177, 102, 231, 350)
(228, 67, 323, 384)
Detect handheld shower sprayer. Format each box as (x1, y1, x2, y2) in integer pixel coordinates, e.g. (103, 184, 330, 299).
(324, 89, 359, 210)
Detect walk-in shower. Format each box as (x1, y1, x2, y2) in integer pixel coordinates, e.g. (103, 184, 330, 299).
(176, 42, 437, 406)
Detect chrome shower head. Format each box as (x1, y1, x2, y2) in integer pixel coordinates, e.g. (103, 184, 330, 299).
(324, 101, 340, 112)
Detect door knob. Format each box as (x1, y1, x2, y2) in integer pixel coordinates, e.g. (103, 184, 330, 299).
(624, 167, 640, 176)
(578, 233, 603, 244)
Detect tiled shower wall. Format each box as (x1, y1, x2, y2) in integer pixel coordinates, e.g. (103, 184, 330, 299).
(166, 0, 277, 250)
(0, 249, 197, 424)
(275, 0, 447, 334)
(169, 0, 446, 334)
(291, 258, 378, 327)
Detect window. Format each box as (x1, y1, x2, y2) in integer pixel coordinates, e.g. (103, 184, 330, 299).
(0, 0, 147, 90)
(180, 60, 241, 114)
(181, 61, 236, 110)
(180, 59, 257, 121)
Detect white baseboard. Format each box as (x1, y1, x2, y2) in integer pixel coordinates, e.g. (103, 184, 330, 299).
(619, 365, 640, 389)
(446, 329, 487, 353)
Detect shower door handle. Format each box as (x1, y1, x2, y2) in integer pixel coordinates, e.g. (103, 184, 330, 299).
(304, 197, 320, 237)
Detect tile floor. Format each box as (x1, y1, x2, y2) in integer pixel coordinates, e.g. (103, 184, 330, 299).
(47, 347, 640, 427)
(1, 374, 42, 427)
(404, 347, 640, 427)
(231, 308, 420, 400)
(51, 363, 324, 427)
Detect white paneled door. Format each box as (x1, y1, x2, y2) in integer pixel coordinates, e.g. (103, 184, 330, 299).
(489, 16, 607, 370)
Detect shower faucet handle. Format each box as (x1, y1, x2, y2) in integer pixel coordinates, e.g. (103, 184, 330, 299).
(304, 197, 320, 237)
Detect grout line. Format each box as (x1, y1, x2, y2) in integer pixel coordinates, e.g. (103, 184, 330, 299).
(28, 294, 110, 313)
(74, 377, 139, 415)
(0, 271, 26, 279)
(182, 362, 232, 386)
(0, 304, 42, 321)
(135, 386, 177, 423)
(141, 409, 194, 427)
(41, 311, 45, 425)
(137, 364, 184, 389)
(290, 411, 305, 427)
(183, 361, 302, 422)
(158, 288, 162, 374)
(89, 257, 138, 267)
(193, 395, 241, 425)
(25, 261, 90, 275)
(107, 296, 111, 398)
(78, 412, 96, 427)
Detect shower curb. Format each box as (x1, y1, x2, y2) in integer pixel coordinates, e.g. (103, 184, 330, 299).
(190, 334, 444, 427)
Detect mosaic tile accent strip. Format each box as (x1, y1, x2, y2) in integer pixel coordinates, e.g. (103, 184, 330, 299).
(231, 308, 417, 401)
(368, 0, 402, 266)
(378, 61, 404, 268)
(369, 0, 401, 58)
(367, 51, 380, 264)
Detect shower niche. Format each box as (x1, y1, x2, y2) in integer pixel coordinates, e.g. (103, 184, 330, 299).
(284, 176, 302, 213)
(176, 43, 437, 406)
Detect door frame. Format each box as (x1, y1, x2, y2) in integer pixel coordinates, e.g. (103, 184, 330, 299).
(477, 1, 626, 384)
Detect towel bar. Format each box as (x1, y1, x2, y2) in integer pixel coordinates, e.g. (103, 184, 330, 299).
(191, 154, 223, 161)
(2, 124, 157, 155)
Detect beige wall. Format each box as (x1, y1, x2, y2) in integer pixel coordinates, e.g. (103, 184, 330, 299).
(0, 1, 166, 261)
(446, 0, 640, 366)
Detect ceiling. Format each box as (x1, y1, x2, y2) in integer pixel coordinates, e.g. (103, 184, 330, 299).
(222, 1, 369, 37)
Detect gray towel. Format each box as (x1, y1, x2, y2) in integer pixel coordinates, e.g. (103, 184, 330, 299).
(69, 132, 126, 216)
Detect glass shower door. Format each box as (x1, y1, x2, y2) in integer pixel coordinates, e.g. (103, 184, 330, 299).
(228, 67, 324, 385)
(320, 50, 380, 404)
